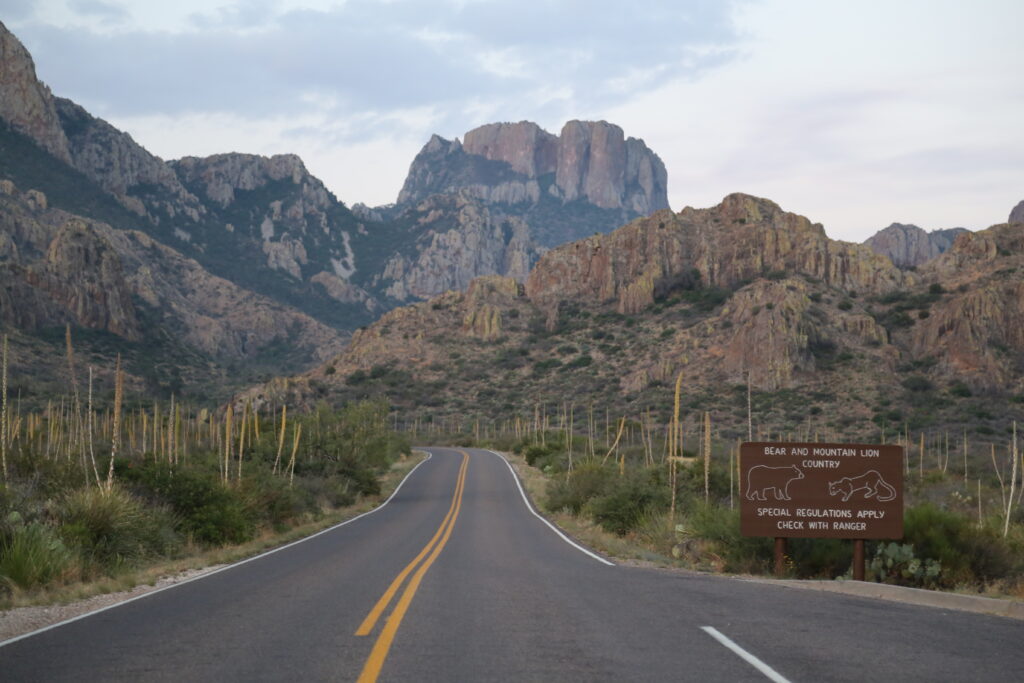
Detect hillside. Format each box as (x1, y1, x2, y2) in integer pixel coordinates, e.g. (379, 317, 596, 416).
(0, 181, 346, 405)
(864, 223, 969, 268)
(0, 19, 680, 406)
(243, 193, 1024, 441)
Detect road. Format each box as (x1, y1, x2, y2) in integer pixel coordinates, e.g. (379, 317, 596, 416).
(2, 447, 1022, 681)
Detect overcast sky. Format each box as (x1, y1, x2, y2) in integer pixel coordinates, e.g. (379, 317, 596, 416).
(5, 0, 1023, 241)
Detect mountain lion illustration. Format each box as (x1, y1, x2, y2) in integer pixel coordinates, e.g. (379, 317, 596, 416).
(828, 470, 897, 502)
(745, 465, 804, 501)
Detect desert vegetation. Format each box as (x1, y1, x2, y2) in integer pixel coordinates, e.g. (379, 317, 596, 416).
(418, 382, 1024, 595)
(0, 332, 409, 604)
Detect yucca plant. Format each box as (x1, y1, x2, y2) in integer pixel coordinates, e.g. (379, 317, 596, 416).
(0, 513, 74, 590)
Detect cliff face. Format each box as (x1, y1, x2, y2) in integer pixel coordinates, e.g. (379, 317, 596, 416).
(0, 185, 140, 339)
(55, 98, 204, 220)
(526, 193, 907, 316)
(911, 223, 1024, 390)
(864, 223, 969, 268)
(169, 152, 379, 316)
(1010, 200, 1024, 224)
(374, 194, 542, 301)
(0, 21, 71, 164)
(382, 120, 670, 299)
(0, 183, 346, 362)
(398, 120, 668, 215)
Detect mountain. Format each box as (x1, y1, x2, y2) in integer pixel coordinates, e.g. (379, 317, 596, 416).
(372, 120, 669, 301)
(0, 22, 71, 164)
(1011, 200, 1024, 224)
(1, 20, 686, 406)
(241, 193, 1023, 440)
(1, 22, 675, 326)
(0, 21, 386, 331)
(397, 120, 668, 220)
(864, 223, 969, 268)
(0, 180, 346, 403)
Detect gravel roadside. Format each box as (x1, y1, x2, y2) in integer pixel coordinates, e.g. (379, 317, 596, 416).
(0, 565, 226, 643)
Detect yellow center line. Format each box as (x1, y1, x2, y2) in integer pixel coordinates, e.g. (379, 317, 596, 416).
(356, 451, 469, 683)
(355, 451, 468, 636)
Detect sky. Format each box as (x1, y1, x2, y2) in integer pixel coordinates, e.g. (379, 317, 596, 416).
(5, 0, 1023, 242)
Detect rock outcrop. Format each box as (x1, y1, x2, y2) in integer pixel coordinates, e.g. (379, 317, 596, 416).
(375, 194, 542, 301)
(0, 184, 345, 362)
(1010, 200, 1024, 224)
(0, 21, 71, 163)
(380, 120, 670, 300)
(911, 223, 1024, 390)
(170, 152, 377, 312)
(398, 120, 668, 215)
(527, 193, 906, 316)
(0, 192, 140, 339)
(55, 98, 203, 220)
(864, 223, 969, 268)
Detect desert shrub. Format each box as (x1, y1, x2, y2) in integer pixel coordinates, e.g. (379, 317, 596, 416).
(521, 441, 564, 470)
(787, 538, 853, 579)
(59, 487, 180, 573)
(946, 381, 972, 397)
(0, 513, 73, 590)
(901, 375, 933, 392)
(133, 464, 253, 546)
(685, 505, 771, 574)
(903, 504, 1014, 587)
(237, 473, 308, 531)
(589, 469, 668, 535)
(545, 462, 613, 515)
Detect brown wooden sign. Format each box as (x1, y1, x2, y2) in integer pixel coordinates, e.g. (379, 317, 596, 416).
(740, 442, 903, 539)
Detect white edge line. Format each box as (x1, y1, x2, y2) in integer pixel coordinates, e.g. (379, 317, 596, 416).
(0, 452, 434, 649)
(483, 449, 614, 566)
(701, 626, 791, 683)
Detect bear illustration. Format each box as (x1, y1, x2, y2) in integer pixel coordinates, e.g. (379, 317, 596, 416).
(746, 465, 805, 501)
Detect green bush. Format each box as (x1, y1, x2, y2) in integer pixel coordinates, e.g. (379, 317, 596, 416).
(903, 504, 1013, 587)
(787, 538, 852, 579)
(590, 469, 668, 535)
(59, 487, 180, 573)
(0, 513, 73, 590)
(901, 375, 933, 392)
(133, 464, 254, 546)
(685, 505, 771, 574)
(521, 442, 562, 469)
(545, 462, 613, 515)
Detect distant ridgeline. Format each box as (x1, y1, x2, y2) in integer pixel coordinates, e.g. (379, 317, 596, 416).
(0, 20, 672, 400)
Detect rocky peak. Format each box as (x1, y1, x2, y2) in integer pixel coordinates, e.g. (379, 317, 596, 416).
(864, 223, 969, 268)
(526, 193, 905, 316)
(171, 153, 327, 209)
(54, 97, 202, 219)
(396, 120, 669, 215)
(0, 20, 72, 163)
(1010, 200, 1024, 224)
(463, 121, 558, 178)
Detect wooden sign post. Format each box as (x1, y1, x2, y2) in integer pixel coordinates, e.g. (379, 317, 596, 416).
(740, 442, 904, 580)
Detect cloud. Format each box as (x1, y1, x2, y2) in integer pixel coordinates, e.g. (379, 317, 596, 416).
(69, 0, 130, 22)
(12, 0, 750, 142)
(0, 0, 37, 22)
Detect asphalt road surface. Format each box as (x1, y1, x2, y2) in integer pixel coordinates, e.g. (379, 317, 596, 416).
(2, 447, 1022, 681)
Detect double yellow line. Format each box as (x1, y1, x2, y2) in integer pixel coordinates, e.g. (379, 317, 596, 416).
(356, 451, 469, 683)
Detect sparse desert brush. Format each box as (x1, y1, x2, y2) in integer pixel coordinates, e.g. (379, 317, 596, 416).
(59, 487, 180, 574)
(0, 513, 75, 591)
